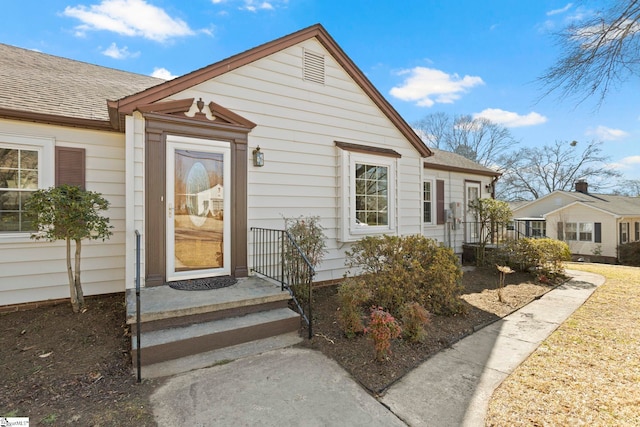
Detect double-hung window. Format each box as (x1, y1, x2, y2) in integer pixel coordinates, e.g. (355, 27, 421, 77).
(0, 134, 54, 236)
(564, 222, 578, 241)
(579, 223, 593, 241)
(621, 222, 629, 244)
(423, 180, 433, 224)
(530, 220, 546, 237)
(560, 221, 593, 242)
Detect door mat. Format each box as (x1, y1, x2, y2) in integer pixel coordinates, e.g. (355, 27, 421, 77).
(168, 276, 237, 291)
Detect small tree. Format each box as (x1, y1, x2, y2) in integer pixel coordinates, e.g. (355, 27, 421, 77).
(283, 216, 328, 304)
(25, 185, 113, 312)
(467, 198, 512, 265)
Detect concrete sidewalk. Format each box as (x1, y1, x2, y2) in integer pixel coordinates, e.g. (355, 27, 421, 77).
(380, 269, 604, 426)
(150, 269, 604, 426)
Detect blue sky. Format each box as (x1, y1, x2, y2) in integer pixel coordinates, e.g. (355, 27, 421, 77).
(2, 0, 638, 181)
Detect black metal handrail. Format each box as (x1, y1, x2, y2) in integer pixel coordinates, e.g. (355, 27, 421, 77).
(250, 227, 315, 339)
(134, 229, 141, 383)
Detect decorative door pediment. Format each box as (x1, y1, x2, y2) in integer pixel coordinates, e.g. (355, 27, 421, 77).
(135, 98, 256, 129)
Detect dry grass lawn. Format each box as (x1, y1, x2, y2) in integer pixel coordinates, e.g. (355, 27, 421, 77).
(486, 264, 640, 426)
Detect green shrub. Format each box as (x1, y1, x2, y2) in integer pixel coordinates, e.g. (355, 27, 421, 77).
(365, 306, 402, 362)
(337, 278, 371, 338)
(400, 302, 431, 343)
(490, 238, 570, 276)
(344, 235, 465, 317)
(618, 241, 640, 266)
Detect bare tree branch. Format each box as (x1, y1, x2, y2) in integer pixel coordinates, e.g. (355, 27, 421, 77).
(496, 140, 622, 201)
(539, 0, 640, 106)
(413, 113, 518, 167)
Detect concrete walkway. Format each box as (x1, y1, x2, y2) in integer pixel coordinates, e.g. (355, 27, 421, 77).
(150, 269, 604, 426)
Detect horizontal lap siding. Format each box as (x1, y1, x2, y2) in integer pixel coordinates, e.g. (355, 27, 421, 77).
(422, 169, 493, 254)
(546, 205, 618, 258)
(176, 39, 423, 282)
(0, 119, 126, 305)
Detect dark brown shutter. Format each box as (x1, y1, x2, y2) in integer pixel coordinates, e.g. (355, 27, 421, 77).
(594, 222, 601, 243)
(557, 222, 564, 240)
(55, 147, 85, 189)
(436, 179, 445, 225)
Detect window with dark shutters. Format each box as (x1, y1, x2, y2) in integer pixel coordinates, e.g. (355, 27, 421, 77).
(557, 222, 564, 240)
(55, 146, 85, 189)
(436, 179, 445, 225)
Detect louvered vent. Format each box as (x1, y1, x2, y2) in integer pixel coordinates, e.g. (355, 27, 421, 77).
(303, 50, 325, 84)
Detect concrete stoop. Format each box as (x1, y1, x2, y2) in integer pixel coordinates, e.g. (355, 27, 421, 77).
(126, 276, 303, 378)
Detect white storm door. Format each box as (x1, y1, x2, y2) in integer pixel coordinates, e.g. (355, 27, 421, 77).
(166, 135, 231, 281)
(465, 181, 481, 243)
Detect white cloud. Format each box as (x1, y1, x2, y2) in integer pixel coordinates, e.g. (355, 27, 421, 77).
(473, 108, 547, 128)
(390, 67, 484, 107)
(574, 19, 640, 49)
(151, 67, 178, 80)
(64, 0, 194, 42)
(609, 155, 640, 174)
(102, 42, 139, 59)
(586, 125, 629, 141)
(547, 3, 573, 16)
(241, 1, 274, 12)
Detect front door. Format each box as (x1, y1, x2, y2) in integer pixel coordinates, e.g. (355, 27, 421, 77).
(166, 135, 231, 281)
(464, 181, 481, 243)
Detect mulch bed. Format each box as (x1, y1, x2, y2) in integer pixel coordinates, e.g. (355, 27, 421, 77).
(299, 267, 556, 394)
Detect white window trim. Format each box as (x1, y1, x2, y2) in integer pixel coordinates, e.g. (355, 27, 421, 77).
(563, 221, 593, 242)
(339, 150, 397, 242)
(423, 177, 435, 226)
(0, 133, 54, 242)
(621, 222, 629, 244)
(530, 220, 546, 237)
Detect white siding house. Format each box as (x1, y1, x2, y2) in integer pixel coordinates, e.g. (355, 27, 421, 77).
(422, 148, 500, 257)
(512, 180, 640, 262)
(0, 24, 498, 308)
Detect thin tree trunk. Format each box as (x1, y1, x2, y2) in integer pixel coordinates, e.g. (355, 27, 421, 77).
(74, 238, 85, 309)
(66, 238, 79, 312)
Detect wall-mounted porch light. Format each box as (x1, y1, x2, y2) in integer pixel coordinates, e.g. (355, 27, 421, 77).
(253, 146, 264, 167)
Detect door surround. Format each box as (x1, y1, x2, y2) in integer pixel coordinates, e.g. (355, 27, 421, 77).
(143, 109, 254, 286)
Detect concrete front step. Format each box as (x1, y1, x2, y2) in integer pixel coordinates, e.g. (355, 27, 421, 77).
(139, 332, 303, 378)
(132, 307, 301, 367)
(126, 276, 304, 376)
(126, 276, 292, 326)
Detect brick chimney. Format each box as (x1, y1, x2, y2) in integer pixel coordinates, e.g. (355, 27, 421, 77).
(575, 179, 588, 194)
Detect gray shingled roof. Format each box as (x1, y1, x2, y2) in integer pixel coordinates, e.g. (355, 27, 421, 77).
(0, 43, 164, 122)
(559, 191, 640, 216)
(424, 148, 499, 175)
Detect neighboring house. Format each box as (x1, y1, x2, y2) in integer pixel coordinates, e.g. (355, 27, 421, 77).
(422, 148, 500, 257)
(0, 24, 496, 308)
(512, 180, 640, 262)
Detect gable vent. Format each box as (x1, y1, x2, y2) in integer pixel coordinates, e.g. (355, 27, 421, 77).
(303, 50, 325, 85)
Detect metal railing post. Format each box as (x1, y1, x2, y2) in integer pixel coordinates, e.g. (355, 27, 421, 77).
(134, 230, 141, 383)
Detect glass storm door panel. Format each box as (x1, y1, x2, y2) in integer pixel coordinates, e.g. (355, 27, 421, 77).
(166, 136, 231, 281)
(465, 182, 481, 243)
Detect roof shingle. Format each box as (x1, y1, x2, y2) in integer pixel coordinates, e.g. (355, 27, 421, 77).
(0, 43, 164, 122)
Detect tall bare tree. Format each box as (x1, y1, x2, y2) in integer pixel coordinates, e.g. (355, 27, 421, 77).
(613, 179, 640, 196)
(539, 0, 640, 105)
(496, 140, 621, 201)
(413, 113, 518, 167)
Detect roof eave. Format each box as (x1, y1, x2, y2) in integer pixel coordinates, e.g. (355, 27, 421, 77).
(423, 161, 501, 177)
(0, 107, 117, 132)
